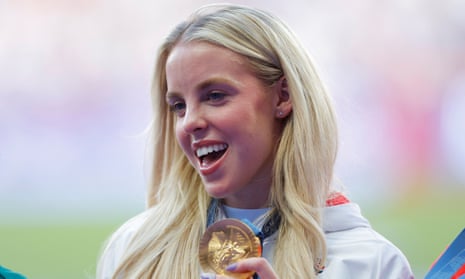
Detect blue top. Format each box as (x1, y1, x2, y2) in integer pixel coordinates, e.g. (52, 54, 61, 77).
(222, 205, 270, 221)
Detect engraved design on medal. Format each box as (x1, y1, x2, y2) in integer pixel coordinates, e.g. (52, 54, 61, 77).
(209, 225, 250, 270)
(199, 219, 261, 279)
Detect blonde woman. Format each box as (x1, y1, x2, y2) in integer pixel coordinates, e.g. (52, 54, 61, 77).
(97, 4, 413, 279)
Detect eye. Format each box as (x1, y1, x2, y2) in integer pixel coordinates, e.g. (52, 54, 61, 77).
(169, 101, 186, 116)
(206, 91, 226, 103)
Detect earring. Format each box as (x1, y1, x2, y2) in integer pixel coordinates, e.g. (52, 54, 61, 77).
(278, 111, 283, 117)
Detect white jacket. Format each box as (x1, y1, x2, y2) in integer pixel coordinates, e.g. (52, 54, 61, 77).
(321, 203, 414, 278)
(97, 203, 414, 278)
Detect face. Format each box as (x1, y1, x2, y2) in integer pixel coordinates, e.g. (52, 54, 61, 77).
(165, 42, 284, 208)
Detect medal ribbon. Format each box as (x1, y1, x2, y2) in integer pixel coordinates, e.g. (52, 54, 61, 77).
(206, 198, 281, 242)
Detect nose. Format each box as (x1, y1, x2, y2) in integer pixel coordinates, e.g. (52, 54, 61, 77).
(182, 106, 208, 134)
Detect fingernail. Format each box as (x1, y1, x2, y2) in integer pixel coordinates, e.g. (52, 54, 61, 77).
(226, 263, 238, 271)
(200, 273, 216, 279)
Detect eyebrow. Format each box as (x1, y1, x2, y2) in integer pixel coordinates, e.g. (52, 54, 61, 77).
(165, 77, 237, 100)
(165, 91, 180, 101)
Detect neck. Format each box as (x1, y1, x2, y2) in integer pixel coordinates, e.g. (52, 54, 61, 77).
(221, 197, 271, 209)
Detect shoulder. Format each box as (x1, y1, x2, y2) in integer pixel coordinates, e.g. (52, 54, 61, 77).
(97, 210, 150, 279)
(321, 203, 414, 279)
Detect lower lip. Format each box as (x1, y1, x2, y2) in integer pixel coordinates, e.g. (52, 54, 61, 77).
(198, 149, 228, 176)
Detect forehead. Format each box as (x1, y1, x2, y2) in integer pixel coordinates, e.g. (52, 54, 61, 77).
(165, 42, 251, 84)
(167, 41, 245, 63)
(166, 42, 249, 72)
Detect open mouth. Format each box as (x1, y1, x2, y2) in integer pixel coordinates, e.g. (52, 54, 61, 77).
(196, 143, 228, 167)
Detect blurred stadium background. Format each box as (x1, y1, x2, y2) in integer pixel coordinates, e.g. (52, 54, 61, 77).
(1, 0, 464, 278)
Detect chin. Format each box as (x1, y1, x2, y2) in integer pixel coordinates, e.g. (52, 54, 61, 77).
(204, 184, 231, 199)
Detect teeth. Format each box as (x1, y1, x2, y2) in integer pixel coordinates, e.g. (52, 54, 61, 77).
(196, 144, 228, 158)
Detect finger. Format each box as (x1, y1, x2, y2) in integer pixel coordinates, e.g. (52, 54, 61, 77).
(200, 273, 216, 279)
(226, 257, 278, 279)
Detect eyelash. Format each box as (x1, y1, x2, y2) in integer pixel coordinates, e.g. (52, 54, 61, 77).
(167, 90, 227, 116)
(206, 91, 226, 102)
(169, 101, 186, 115)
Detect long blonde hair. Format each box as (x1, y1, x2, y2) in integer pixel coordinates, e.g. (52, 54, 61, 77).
(104, 4, 338, 278)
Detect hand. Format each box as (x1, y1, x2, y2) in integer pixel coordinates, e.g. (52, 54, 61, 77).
(201, 257, 278, 279)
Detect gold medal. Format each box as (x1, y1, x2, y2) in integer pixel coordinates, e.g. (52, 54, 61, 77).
(199, 218, 262, 279)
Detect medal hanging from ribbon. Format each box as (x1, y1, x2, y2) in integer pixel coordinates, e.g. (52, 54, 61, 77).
(200, 199, 281, 278)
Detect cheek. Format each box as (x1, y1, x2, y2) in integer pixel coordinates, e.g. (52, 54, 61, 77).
(175, 124, 189, 152)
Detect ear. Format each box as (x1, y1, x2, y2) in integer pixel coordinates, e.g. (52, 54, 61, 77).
(275, 76, 292, 118)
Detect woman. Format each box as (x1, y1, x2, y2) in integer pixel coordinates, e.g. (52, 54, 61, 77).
(97, 4, 413, 279)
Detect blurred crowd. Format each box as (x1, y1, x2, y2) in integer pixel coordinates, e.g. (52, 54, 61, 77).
(1, 0, 464, 209)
